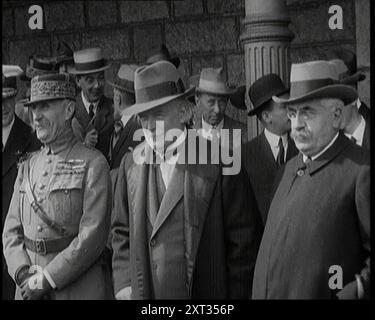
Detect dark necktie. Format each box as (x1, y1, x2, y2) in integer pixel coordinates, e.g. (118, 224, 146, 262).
(88, 104, 95, 119)
(276, 137, 285, 166)
(350, 136, 357, 145)
(112, 120, 123, 148)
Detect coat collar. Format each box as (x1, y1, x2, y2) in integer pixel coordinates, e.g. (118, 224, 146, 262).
(292, 132, 351, 176)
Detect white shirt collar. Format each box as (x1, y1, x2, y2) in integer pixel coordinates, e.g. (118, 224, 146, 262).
(356, 98, 361, 109)
(345, 115, 366, 147)
(303, 132, 339, 162)
(201, 116, 224, 140)
(81, 91, 99, 115)
(264, 128, 289, 161)
(2, 116, 15, 150)
(144, 127, 187, 189)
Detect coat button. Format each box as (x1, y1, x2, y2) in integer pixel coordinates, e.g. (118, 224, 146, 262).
(39, 184, 45, 190)
(64, 189, 69, 194)
(46, 158, 52, 164)
(37, 225, 42, 232)
(150, 239, 156, 247)
(42, 171, 48, 177)
(297, 169, 305, 176)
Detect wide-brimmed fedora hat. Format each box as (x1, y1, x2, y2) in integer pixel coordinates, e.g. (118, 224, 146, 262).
(146, 44, 180, 69)
(195, 67, 235, 96)
(107, 64, 138, 93)
(20, 55, 58, 82)
(332, 49, 366, 85)
(24, 73, 76, 106)
(248, 74, 289, 116)
(273, 60, 358, 105)
(122, 61, 194, 116)
(69, 48, 111, 75)
(3, 65, 23, 99)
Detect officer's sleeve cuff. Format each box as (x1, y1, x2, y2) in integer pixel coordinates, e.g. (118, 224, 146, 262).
(355, 274, 364, 299)
(43, 269, 57, 289)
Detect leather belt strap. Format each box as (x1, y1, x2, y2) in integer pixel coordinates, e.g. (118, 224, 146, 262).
(24, 236, 75, 255)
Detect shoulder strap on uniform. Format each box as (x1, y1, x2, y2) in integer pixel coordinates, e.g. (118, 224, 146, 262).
(23, 158, 72, 237)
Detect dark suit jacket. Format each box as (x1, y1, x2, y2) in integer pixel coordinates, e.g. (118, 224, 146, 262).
(111, 132, 263, 299)
(252, 133, 370, 299)
(2, 115, 40, 300)
(242, 131, 298, 225)
(108, 115, 142, 170)
(73, 93, 114, 158)
(358, 102, 370, 150)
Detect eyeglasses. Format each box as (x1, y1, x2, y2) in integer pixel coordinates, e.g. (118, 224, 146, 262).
(286, 107, 316, 121)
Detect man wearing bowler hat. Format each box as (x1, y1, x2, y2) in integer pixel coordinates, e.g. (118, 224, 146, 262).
(111, 61, 262, 300)
(194, 67, 248, 148)
(3, 73, 113, 300)
(252, 60, 370, 299)
(242, 74, 298, 224)
(329, 54, 370, 150)
(2, 65, 41, 300)
(69, 47, 114, 158)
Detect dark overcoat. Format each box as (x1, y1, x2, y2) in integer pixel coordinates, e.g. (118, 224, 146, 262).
(252, 133, 370, 299)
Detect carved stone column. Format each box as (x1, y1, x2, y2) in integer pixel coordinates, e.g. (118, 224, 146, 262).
(240, 0, 294, 139)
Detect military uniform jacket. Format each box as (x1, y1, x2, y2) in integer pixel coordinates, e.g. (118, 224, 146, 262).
(72, 94, 114, 158)
(252, 133, 370, 299)
(111, 132, 263, 299)
(2, 130, 113, 300)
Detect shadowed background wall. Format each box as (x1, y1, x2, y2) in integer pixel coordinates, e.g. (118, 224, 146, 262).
(2, 0, 370, 135)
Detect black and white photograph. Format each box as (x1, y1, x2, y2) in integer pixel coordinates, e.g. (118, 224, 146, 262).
(1, 0, 371, 311)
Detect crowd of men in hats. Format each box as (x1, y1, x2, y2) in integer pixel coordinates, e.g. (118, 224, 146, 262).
(2, 42, 370, 300)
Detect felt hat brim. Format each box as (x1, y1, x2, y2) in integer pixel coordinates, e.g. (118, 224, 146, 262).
(272, 84, 358, 106)
(248, 89, 289, 116)
(195, 86, 235, 96)
(107, 80, 135, 93)
(123, 87, 194, 117)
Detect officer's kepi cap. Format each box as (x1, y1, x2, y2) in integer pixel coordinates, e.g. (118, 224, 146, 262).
(24, 73, 77, 107)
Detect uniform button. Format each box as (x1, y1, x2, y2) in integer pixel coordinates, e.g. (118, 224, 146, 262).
(37, 197, 43, 203)
(297, 169, 305, 177)
(39, 184, 45, 190)
(37, 225, 43, 232)
(42, 171, 48, 177)
(46, 158, 52, 164)
(64, 189, 69, 194)
(150, 239, 156, 247)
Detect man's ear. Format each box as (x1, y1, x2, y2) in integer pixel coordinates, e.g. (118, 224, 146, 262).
(75, 75, 81, 89)
(65, 100, 76, 120)
(332, 104, 343, 129)
(261, 110, 271, 124)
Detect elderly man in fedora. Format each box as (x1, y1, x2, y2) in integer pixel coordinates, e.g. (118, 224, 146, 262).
(252, 60, 370, 299)
(111, 61, 262, 300)
(69, 47, 114, 158)
(329, 56, 370, 150)
(3, 73, 113, 300)
(242, 74, 298, 224)
(2, 65, 41, 300)
(194, 67, 248, 148)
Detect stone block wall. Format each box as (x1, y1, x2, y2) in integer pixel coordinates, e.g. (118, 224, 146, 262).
(2, 0, 370, 122)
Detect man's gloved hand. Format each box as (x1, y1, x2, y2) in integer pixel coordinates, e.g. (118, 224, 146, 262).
(84, 129, 98, 148)
(115, 286, 132, 300)
(20, 272, 52, 300)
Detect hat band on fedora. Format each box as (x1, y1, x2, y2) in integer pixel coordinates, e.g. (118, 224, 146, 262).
(135, 81, 182, 104)
(112, 78, 134, 93)
(198, 79, 231, 93)
(31, 60, 56, 71)
(75, 59, 106, 71)
(290, 78, 335, 98)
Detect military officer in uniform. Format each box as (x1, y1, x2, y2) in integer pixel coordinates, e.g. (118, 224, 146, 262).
(3, 73, 113, 300)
